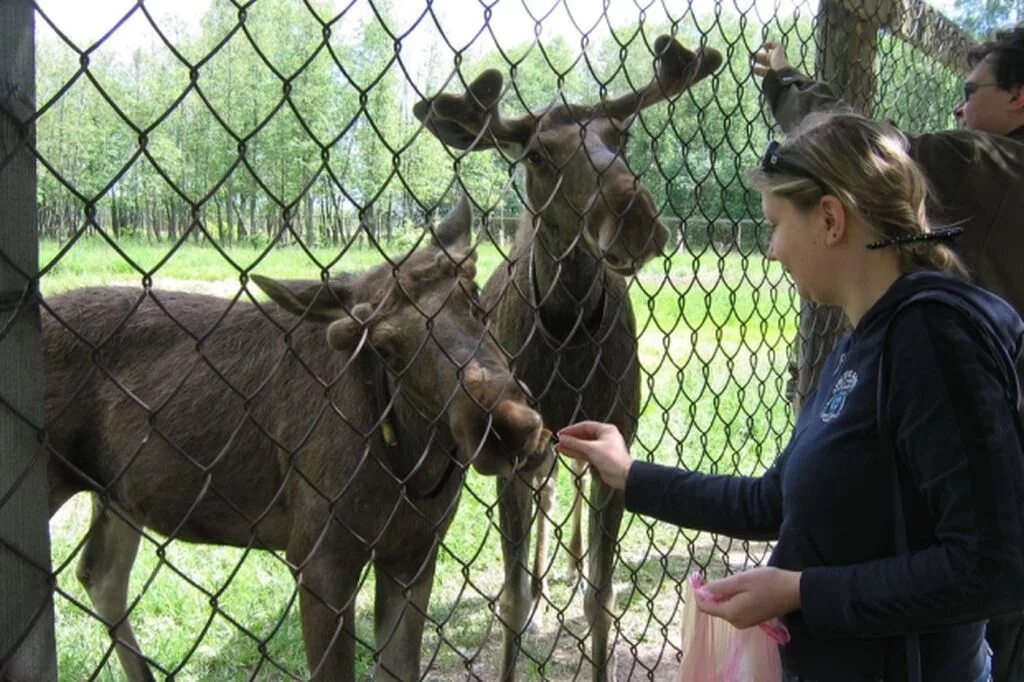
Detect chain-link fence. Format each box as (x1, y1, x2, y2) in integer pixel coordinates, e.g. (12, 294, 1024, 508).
(1, 0, 978, 679)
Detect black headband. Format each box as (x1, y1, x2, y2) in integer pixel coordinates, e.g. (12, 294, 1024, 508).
(760, 140, 833, 196)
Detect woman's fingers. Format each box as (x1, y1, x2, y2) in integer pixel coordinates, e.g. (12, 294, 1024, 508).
(695, 591, 750, 627)
(556, 425, 631, 490)
(557, 420, 610, 440)
(751, 48, 771, 76)
(555, 444, 588, 462)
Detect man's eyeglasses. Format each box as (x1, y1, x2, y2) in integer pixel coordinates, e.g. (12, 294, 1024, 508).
(760, 140, 832, 195)
(962, 81, 999, 102)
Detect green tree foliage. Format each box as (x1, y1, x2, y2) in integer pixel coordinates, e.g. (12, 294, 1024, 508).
(33, 2, 971, 252)
(953, 0, 1022, 38)
(874, 34, 961, 132)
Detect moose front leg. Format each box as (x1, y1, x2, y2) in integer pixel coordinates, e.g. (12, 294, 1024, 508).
(584, 477, 624, 682)
(295, 552, 363, 682)
(497, 472, 536, 681)
(372, 553, 438, 681)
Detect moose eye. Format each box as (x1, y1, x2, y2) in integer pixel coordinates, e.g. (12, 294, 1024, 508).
(461, 280, 482, 308)
(524, 149, 545, 167)
(619, 131, 632, 152)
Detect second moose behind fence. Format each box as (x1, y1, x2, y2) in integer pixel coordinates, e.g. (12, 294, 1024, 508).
(416, 34, 722, 680)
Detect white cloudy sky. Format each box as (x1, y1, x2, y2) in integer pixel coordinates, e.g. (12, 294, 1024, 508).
(35, 0, 964, 51)
(33, 0, 965, 93)
(35, 0, 813, 56)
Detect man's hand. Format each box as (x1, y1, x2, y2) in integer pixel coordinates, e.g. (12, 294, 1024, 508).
(751, 41, 792, 77)
(695, 567, 802, 628)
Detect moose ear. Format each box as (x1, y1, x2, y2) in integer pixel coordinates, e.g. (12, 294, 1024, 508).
(326, 302, 375, 350)
(252, 275, 355, 321)
(433, 193, 473, 252)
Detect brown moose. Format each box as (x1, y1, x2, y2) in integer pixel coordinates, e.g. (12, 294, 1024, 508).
(415, 35, 722, 680)
(42, 198, 548, 681)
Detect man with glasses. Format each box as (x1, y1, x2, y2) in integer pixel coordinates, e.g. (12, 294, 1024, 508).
(752, 25, 1024, 682)
(752, 25, 1023, 326)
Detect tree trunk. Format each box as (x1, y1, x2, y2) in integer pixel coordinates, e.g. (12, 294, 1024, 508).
(236, 193, 248, 243)
(149, 199, 161, 242)
(165, 200, 177, 242)
(304, 193, 315, 246)
(110, 192, 121, 239)
(217, 197, 227, 244)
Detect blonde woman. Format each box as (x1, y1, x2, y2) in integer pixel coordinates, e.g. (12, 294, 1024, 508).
(558, 114, 1024, 682)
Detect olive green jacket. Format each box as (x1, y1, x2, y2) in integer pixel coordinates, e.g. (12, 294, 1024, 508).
(763, 67, 1024, 318)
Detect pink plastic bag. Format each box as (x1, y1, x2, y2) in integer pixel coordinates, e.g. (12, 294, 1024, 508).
(677, 573, 790, 682)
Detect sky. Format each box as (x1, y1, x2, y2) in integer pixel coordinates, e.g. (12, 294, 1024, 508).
(34, 0, 809, 58)
(33, 0, 964, 97)
(34, 0, 965, 55)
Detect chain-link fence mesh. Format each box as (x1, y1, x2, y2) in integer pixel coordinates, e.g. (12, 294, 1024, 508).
(1, 0, 977, 679)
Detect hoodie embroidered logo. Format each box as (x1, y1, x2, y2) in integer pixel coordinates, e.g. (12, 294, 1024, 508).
(821, 370, 858, 422)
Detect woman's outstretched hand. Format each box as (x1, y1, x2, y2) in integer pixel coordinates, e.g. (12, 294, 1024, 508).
(556, 421, 633, 491)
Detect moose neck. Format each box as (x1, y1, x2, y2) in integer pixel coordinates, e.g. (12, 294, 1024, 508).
(526, 214, 618, 338)
(373, 360, 462, 502)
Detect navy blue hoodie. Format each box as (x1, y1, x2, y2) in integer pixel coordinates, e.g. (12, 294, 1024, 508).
(626, 272, 1024, 681)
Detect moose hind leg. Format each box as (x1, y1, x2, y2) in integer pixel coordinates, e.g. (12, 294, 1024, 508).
(497, 472, 537, 681)
(75, 495, 153, 682)
(567, 456, 587, 585)
(584, 477, 624, 682)
(372, 553, 437, 681)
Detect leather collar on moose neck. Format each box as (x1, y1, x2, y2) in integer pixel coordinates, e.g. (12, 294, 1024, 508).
(372, 358, 460, 501)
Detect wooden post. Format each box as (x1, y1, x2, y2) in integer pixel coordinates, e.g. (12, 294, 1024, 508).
(818, 0, 879, 116)
(840, 0, 975, 75)
(786, 0, 877, 413)
(0, 1, 57, 679)
(789, 0, 977, 413)
(790, 0, 977, 413)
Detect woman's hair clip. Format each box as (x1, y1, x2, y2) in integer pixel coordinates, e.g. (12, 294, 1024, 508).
(865, 226, 965, 250)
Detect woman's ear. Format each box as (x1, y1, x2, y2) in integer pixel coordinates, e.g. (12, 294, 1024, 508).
(819, 195, 847, 246)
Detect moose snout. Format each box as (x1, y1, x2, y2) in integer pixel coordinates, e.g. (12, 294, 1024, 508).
(451, 391, 548, 477)
(590, 180, 669, 275)
(491, 399, 550, 473)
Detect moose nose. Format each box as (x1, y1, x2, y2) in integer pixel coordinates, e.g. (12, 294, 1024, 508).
(592, 185, 669, 275)
(491, 398, 544, 452)
(451, 362, 548, 474)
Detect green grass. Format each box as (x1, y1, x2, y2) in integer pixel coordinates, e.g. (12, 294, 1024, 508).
(42, 235, 798, 680)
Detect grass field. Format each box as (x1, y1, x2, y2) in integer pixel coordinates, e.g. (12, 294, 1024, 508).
(40, 234, 798, 680)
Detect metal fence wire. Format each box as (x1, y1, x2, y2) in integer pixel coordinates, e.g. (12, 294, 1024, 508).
(0, 0, 977, 679)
